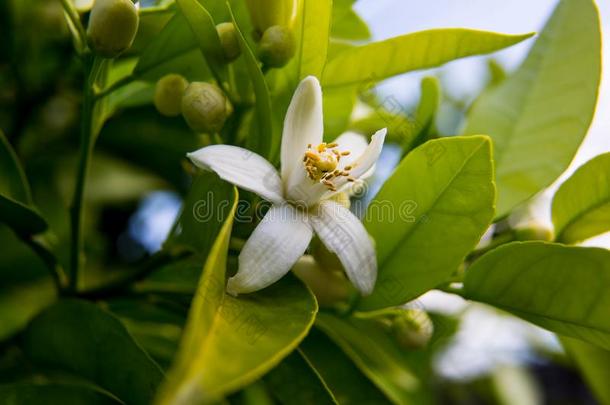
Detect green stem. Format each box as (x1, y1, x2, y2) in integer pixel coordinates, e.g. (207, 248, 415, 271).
(59, 0, 87, 51)
(21, 235, 66, 293)
(467, 230, 516, 262)
(69, 56, 104, 293)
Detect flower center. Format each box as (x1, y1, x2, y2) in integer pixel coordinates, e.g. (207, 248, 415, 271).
(303, 142, 354, 191)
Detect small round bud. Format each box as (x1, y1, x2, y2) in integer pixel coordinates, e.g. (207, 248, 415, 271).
(216, 22, 241, 62)
(292, 255, 350, 307)
(258, 25, 295, 68)
(245, 0, 296, 37)
(154, 74, 188, 117)
(392, 309, 434, 350)
(87, 0, 139, 58)
(181, 82, 232, 133)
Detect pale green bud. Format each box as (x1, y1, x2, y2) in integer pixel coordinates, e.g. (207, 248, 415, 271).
(514, 225, 554, 242)
(154, 74, 189, 117)
(392, 309, 434, 350)
(87, 0, 139, 58)
(258, 25, 295, 68)
(216, 22, 241, 62)
(292, 255, 350, 307)
(181, 82, 232, 133)
(245, 0, 297, 37)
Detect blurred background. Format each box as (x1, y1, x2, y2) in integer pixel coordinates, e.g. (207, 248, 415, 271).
(0, 0, 608, 403)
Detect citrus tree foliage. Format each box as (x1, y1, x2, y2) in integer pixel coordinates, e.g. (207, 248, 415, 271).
(0, 0, 606, 404)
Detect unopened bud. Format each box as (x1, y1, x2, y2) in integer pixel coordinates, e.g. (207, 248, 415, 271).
(154, 74, 188, 117)
(87, 0, 139, 58)
(216, 22, 241, 62)
(392, 309, 434, 349)
(245, 0, 297, 37)
(181, 82, 232, 133)
(292, 255, 350, 307)
(258, 25, 295, 68)
(514, 225, 554, 242)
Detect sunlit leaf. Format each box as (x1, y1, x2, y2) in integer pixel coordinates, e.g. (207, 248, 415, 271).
(552, 153, 610, 244)
(562, 337, 610, 405)
(463, 0, 601, 218)
(359, 136, 495, 311)
(23, 299, 164, 405)
(331, 0, 370, 41)
(296, 0, 332, 80)
(156, 188, 317, 404)
(322, 29, 534, 88)
(464, 242, 610, 351)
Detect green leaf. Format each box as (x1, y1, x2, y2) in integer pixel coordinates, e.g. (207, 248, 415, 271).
(22, 299, 164, 405)
(315, 313, 418, 405)
(264, 351, 337, 405)
(175, 0, 227, 84)
(358, 136, 495, 311)
(0, 383, 121, 405)
(300, 328, 391, 404)
(552, 153, 610, 244)
(156, 188, 317, 404)
(164, 172, 236, 257)
(463, 0, 601, 218)
(0, 130, 47, 235)
(322, 29, 534, 88)
(323, 85, 358, 139)
(296, 0, 332, 80)
(228, 4, 276, 161)
(330, 0, 370, 41)
(561, 337, 610, 405)
(0, 278, 56, 342)
(464, 242, 610, 351)
(133, 13, 211, 82)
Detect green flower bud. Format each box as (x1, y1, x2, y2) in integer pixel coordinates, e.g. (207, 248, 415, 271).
(245, 0, 297, 37)
(154, 74, 188, 117)
(258, 25, 295, 68)
(292, 255, 350, 307)
(216, 22, 241, 62)
(391, 309, 434, 350)
(514, 225, 554, 242)
(181, 82, 232, 133)
(87, 0, 139, 58)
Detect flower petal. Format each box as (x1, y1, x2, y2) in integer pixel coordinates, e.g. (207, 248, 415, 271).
(333, 128, 387, 191)
(187, 145, 284, 204)
(281, 76, 324, 183)
(310, 200, 377, 295)
(227, 203, 313, 295)
(333, 131, 368, 169)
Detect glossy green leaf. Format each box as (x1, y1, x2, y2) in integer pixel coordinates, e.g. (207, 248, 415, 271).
(229, 4, 276, 161)
(23, 299, 164, 405)
(297, 0, 332, 80)
(552, 153, 610, 244)
(562, 337, 610, 405)
(359, 136, 495, 311)
(463, 0, 601, 218)
(0, 383, 121, 405)
(0, 131, 47, 235)
(176, 0, 227, 84)
(300, 328, 391, 405)
(323, 85, 358, 139)
(157, 188, 317, 404)
(316, 313, 418, 405)
(264, 351, 337, 405)
(464, 242, 610, 351)
(331, 0, 370, 41)
(322, 29, 534, 88)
